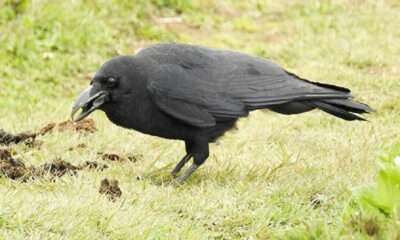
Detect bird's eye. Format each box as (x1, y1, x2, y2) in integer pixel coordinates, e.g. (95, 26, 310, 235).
(107, 77, 117, 88)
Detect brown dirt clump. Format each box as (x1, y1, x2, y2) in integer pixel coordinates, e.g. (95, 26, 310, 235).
(58, 119, 97, 134)
(25, 139, 44, 149)
(78, 161, 108, 170)
(0, 130, 37, 145)
(36, 159, 108, 177)
(68, 143, 87, 151)
(99, 178, 122, 201)
(1, 148, 107, 181)
(38, 159, 79, 177)
(98, 151, 138, 163)
(77, 143, 87, 148)
(40, 119, 96, 135)
(0, 119, 96, 147)
(127, 155, 138, 163)
(0, 159, 29, 180)
(0, 148, 13, 159)
(0, 118, 96, 150)
(0, 148, 30, 180)
(39, 123, 56, 135)
(99, 151, 123, 161)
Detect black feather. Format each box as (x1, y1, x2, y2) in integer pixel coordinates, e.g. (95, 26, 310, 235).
(305, 100, 366, 121)
(73, 42, 375, 183)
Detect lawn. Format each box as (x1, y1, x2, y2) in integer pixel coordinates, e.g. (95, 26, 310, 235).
(0, 0, 399, 239)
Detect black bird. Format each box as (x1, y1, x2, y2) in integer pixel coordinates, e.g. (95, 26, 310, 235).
(71, 42, 374, 184)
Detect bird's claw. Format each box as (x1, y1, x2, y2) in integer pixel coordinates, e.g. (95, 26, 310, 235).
(173, 163, 199, 185)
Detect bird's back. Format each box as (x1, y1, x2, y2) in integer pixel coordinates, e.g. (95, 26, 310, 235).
(137, 42, 370, 128)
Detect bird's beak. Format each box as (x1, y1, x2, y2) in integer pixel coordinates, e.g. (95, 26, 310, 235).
(71, 85, 110, 122)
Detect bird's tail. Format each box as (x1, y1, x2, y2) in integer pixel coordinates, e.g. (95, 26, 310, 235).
(305, 98, 375, 121)
(263, 71, 375, 121)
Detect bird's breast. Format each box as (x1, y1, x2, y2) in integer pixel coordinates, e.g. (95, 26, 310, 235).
(103, 102, 191, 141)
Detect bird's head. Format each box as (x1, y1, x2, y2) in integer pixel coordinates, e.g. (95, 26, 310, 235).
(71, 56, 136, 122)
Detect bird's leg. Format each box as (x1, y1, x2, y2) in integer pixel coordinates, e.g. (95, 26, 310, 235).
(171, 141, 194, 176)
(171, 153, 193, 176)
(175, 140, 209, 184)
(176, 163, 199, 184)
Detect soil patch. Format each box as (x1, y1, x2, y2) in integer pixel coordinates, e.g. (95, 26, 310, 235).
(38, 159, 79, 177)
(79, 161, 108, 170)
(0, 119, 96, 147)
(99, 178, 122, 201)
(0, 130, 37, 145)
(39, 123, 56, 135)
(39, 119, 96, 135)
(98, 151, 138, 163)
(0, 148, 31, 180)
(0, 148, 107, 181)
(58, 119, 97, 133)
(68, 143, 87, 151)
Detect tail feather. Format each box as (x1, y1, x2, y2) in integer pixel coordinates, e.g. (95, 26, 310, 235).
(320, 99, 375, 114)
(265, 72, 375, 121)
(306, 98, 374, 121)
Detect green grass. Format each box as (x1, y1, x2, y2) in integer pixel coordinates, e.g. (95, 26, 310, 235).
(1, 0, 400, 239)
(344, 143, 400, 239)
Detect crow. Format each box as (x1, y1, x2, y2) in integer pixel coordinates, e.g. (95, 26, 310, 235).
(71, 42, 374, 184)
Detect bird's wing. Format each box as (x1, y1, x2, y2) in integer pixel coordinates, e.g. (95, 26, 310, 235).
(145, 43, 351, 127)
(147, 64, 248, 127)
(225, 52, 351, 108)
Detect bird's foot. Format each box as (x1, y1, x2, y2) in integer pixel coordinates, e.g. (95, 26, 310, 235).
(174, 163, 199, 185)
(171, 153, 192, 177)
